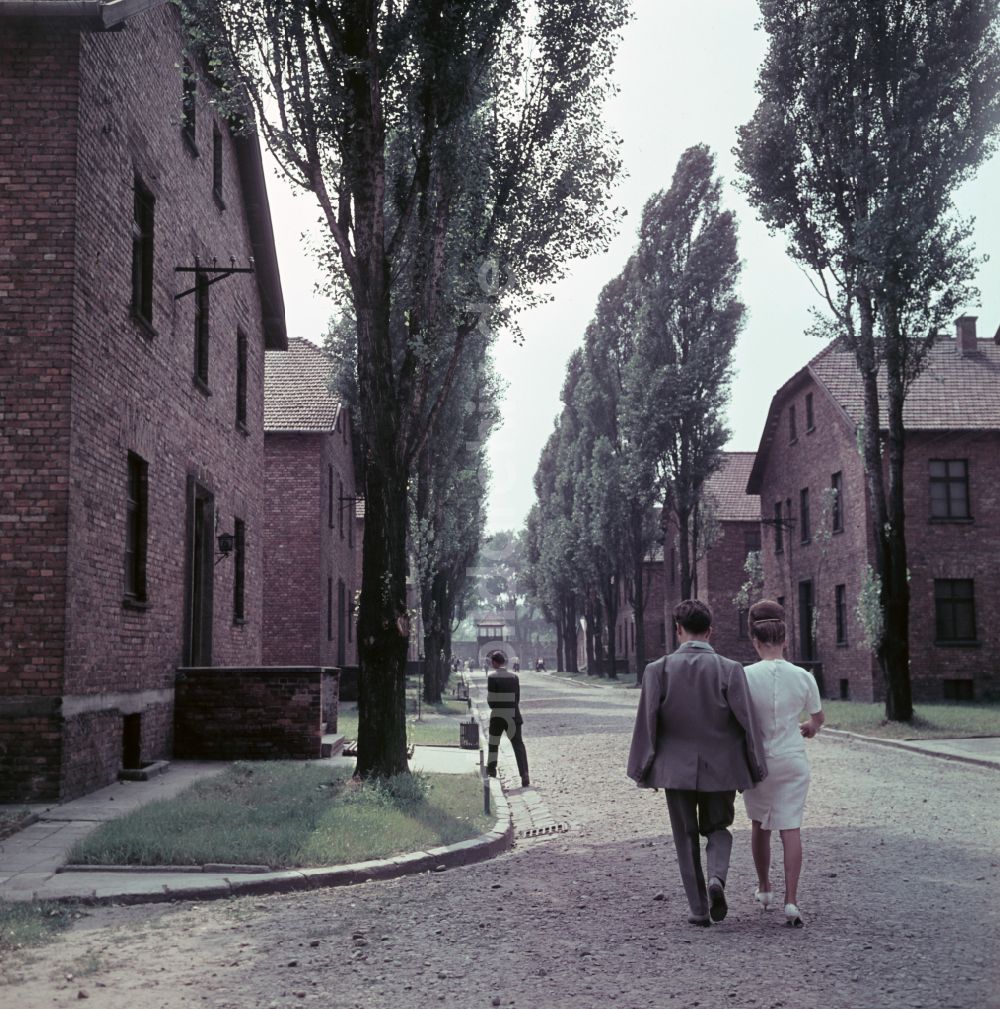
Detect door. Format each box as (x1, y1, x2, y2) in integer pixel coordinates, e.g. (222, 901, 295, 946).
(337, 578, 346, 667)
(184, 478, 214, 666)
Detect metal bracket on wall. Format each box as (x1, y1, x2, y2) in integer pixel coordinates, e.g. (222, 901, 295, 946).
(175, 256, 254, 300)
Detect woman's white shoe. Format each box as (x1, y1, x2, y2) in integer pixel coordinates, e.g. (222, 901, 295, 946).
(754, 888, 774, 911)
(784, 903, 804, 928)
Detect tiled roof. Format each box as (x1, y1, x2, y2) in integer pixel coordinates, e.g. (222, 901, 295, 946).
(810, 336, 1000, 430)
(264, 338, 340, 432)
(748, 332, 1000, 493)
(705, 452, 759, 522)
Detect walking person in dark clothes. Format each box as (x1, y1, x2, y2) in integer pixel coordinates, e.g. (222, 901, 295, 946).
(486, 651, 530, 788)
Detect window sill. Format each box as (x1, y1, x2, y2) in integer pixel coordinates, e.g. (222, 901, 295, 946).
(934, 639, 981, 648)
(805, 426, 816, 434)
(193, 376, 212, 397)
(131, 311, 157, 339)
(213, 189, 226, 212)
(929, 516, 974, 524)
(789, 437, 798, 446)
(832, 526, 844, 535)
(182, 131, 200, 158)
(835, 641, 849, 648)
(233, 617, 247, 627)
(122, 597, 149, 612)
(236, 420, 250, 437)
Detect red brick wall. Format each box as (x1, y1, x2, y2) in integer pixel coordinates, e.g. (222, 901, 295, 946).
(903, 431, 1000, 701)
(1, 8, 272, 800)
(263, 413, 359, 668)
(700, 520, 759, 665)
(0, 22, 80, 799)
(174, 666, 337, 760)
(756, 375, 879, 700)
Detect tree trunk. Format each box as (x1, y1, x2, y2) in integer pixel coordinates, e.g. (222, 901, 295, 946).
(355, 453, 410, 778)
(593, 602, 605, 676)
(563, 595, 579, 672)
(555, 619, 564, 673)
(584, 594, 597, 674)
(677, 505, 693, 600)
(602, 577, 619, 679)
(632, 553, 647, 677)
(882, 337, 913, 722)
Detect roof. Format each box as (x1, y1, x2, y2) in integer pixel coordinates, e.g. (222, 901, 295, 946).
(264, 338, 341, 432)
(747, 333, 1000, 493)
(0, 0, 165, 28)
(704, 452, 759, 522)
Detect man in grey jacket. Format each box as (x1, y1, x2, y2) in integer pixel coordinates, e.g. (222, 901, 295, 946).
(627, 599, 767, 927)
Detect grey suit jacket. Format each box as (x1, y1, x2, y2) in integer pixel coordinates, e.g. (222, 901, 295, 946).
(627, 641, 767, 791)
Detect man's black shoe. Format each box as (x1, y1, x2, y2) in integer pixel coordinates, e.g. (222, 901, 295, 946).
(708, 877, 728, 922)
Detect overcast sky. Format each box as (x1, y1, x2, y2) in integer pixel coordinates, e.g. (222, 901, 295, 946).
(263, 0, 1000, 535)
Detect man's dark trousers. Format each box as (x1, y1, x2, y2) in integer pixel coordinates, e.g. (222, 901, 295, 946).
(664, 789, 735, 917)
(487, 714, 529, 781)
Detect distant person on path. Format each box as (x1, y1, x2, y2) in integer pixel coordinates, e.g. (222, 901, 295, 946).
(741, 599, 825, 928)
(535, 657, 545, 672)
(486, 651, 530, 788)
(627, 599, 767, 927)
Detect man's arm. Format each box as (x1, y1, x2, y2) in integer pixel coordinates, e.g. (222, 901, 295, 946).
(725, 661, 768, 784)
(626, 659, 664, 785)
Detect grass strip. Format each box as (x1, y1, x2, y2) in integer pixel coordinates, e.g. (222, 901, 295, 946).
(66, 763, 492, 869)
(820, 699, 1000, 739)
(0, 900, 80, 953)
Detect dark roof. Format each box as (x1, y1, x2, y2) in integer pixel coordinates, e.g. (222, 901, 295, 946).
(264, 338, 341, 432)
(747, 333, 1000, 493)
(0, 0, 165, 28)
(705, 452, 759, 522)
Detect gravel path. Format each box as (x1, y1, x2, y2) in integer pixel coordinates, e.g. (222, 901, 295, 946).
(4, 671, 999, 1009)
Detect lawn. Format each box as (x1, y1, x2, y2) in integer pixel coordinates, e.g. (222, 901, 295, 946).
(820, 700, 1000, 739)
(65, 762, 492, 870)
(338, 689, 475, 748)
(548, 668, 638, 689)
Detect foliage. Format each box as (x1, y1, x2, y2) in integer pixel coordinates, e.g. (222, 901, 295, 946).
(734, 549, 764, 612)
(736, 0, 1000, 721)
(623, 144, 744, 599)
(180, 0, 629, 772)
(855, 565, 884, 653)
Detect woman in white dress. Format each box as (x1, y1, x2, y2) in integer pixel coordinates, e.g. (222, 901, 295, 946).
(742, 599, 825, 927)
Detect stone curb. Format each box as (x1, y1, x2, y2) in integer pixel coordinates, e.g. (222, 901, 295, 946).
(821, 727, 1000, 771)
(0, 811, 40, 843)
(31, 778, 513, 907)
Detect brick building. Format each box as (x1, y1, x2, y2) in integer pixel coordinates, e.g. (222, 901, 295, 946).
(612, 548, 666, 675)
(263, 338, 359, 670)
(747, 318, 1000, 702)
(0, 1, 286, 801)
(652, 453, 761, 667)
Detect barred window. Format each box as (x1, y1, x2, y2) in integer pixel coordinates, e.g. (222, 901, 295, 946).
(929, 460, 970, 519)
(934, 579, 976, 643)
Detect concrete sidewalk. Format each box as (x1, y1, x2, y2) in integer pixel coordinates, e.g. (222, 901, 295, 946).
(0, 744, 508, 905)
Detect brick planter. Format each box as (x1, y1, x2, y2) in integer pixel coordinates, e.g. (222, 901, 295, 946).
(174, 666, 339, 760)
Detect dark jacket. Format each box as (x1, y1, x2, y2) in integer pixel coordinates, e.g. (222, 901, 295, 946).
(627, 641, 767, 791)
(486, 669, 523, 724)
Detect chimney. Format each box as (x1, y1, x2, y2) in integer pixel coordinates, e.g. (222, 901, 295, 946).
(956, 315, 978, 355)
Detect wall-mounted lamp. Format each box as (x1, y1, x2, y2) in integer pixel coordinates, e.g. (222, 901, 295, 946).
(216, 531, 235, 559)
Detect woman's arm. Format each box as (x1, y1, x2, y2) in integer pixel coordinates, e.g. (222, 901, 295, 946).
(800, 709, 825, 738)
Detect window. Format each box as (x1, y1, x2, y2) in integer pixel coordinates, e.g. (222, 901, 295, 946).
(929, 460, 970, 519)
(839, 678, 850, 700)
(131, 178, 155, 325)
(328, 466, 334, 528)
(348, 591, 354, 643)
(805, 391, 815, 431)
(212, 123, 224, 204)
(181, 58, 197, 150)
(835, 584, 847, 644)
(799, 488, 810, 543)
(934, 579, 976, 643)
(194, 273, 210, 385)
(774, 502, 783, 554)
(124, 452, 148, 602)
(235, 329, 248, 429)
(738, 608, 749, 639)
(327, 577, 333, 641)
(942, 678, 974, 701)
(670, 547, 676, 585)
(342, 409, 348, 444)
(744, 529, 761, 556)
(233, 518, 245, 622)
(337, 579, 346, 666)
(789, 404, 797, 442)
(338, 478, 344, 539)
(348, 494, 354, 548)
(659, 620, 666, 646)
(831, 472, 843, 532)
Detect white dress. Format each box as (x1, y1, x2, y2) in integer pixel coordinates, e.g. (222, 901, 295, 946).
(742, 658, 823, 830)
